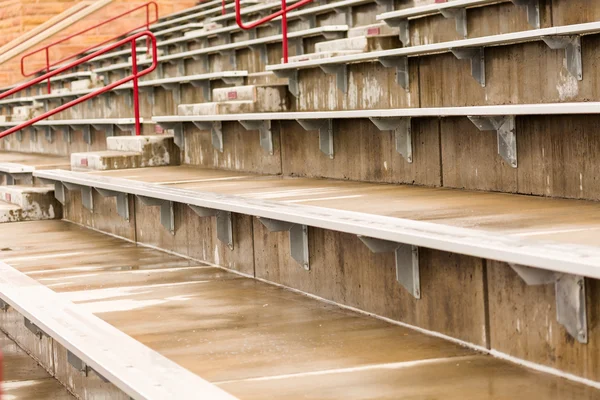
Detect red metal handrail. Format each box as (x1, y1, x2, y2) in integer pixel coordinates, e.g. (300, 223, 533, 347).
(1, 31, 158, 139)
(21, 1, 158, 94)
(235, 0, 314, 63)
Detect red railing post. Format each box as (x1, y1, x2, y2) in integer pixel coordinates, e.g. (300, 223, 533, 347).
(131, 42, 141, 136)
(235, 0, 314, 63)
(0, 31, 158, 140)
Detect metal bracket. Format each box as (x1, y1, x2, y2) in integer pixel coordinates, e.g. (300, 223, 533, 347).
(249, 43, 268, 64)
(70, 125, 92, 145)
(51, 125, 71, 144)
(379, 56, 409, 90)
(54, 182, 66, 205)
(35, 126, 53, 143)
(96, 188, 129, 221)
(369, 117, 413, 163)
(511, 0, 540, 29)
(319, 64, 347, 93)
(450, 47, 485, 86)
(63, 182, 94, 211)
(239, 120, 273, 155)
(29, 127, 37, 143)
(158, 122, 184, 149)
(161, 82, 182, 104)
(0, 299, 9, 311)
(468, 115, 517, 167)
(191, 79, 211, 101)
(333, 6, 353, 26)
(272, 70, 299, 97)
(440, 8, 467, 39)
(188, 205, 234, 250)
(358, 236, 420, 299)
(136, 196, 174, 234)
(193, 121, 223, 153)
(541, 35, 582, 81)
(374, 0, 394, 12)
(15, 130, 23, 142)
(299, 14, 316, 29)
(296, 119, 334, 159)
(93, 124, 115, 137)
(509, 264, 587, 343)
(221, 76, 245, 86)
(386, 18, 410, 47)
(140, 86, 155, 106)
(258, 218, 309, 270)
(24, 317, 48, 339)
(67, 351, 88, 375)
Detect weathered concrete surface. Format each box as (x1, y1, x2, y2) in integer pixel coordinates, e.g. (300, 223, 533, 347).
(92, 166, 600, 247)
(0, 332, 74, 399)
(0, 220, 598, 398)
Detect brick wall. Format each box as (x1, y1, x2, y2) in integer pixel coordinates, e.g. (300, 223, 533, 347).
(0, 0, 196, 87)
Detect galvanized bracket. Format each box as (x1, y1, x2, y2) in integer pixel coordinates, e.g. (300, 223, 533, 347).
(24, 317, 49, 339)
(358, 236, 420, 299)
(379, 56, 409, 90)
(0, 299, 9, 311)
(511, 0, 540, 29)
(34, 126, 53, 143)
(369, 117, 413, 162)
(95, 188, 130, 221)
(272, 69, 299, 98)
(51, 125, 71, 144)
(161, 82, 182, 105)
(15, 130, 23, 142)
(70, 124, 92, 145)
(190, 79, 212, 101)
(296, 119, 334, 159)
(188, 205, 234, 250)
(239, 120, 273, 155)
(509, 264, 587, 344)
(192, 54, 209, 70)
(333, 6, 353, 26)
(67, 351, 89, 375)
(54, 182, 66, 205)
(136, 196, 175, 234)
(63, 182, 94, 211)
(440, 7, 467, 39)
(450, 47, 485, 86)
(249, 43, 268, 64)
(217, 32, 232, 44)
(158, 121, 184, 149)
(319, 64, 348, 94)
(29, 126, 38, 143)
(7, 172, 32, 185)
(193, 121, 223, 153)
(258, 218, 310, 270)
(139, 86, 155, 106)
(468, 115, 517, 168)
(374, 0, 394, 12)
(299, 14, 317, 29)
(541, 35, 582, 81)
(92, 124, 115, 137)
(386, 18, 410, 46)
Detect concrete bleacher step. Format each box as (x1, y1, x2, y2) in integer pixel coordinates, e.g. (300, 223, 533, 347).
(70, 135, 179, 171)
(347, 22, 400, 38)
(0, 185, 61, 222)
(314, 33, 401, 53)
(179, 85, 289, 115)
(286, 50, 364, 63)
(246, 71, 290, 86)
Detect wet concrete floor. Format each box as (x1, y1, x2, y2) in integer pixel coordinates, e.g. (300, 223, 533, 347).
(1, 331, 74, 399)
(1, 220, 598, 399)
(94, 166, 600, 247)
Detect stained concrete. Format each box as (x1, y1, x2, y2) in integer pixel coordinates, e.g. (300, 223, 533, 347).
(0, 331, 74, 399)
(91, 165, 600, 248)
(0, 220, 598, 398)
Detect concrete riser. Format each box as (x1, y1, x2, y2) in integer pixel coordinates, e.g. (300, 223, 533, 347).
(181, 116, 600, 202)
(0, 187, 62, 222)
(0, 307, 129, 399)
(61, 189, 600, 385)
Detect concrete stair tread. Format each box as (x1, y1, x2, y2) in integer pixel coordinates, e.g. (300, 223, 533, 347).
(285, 50, 364, 63)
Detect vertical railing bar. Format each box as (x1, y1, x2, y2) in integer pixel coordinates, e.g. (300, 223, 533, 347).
(131, 42, 141, 136)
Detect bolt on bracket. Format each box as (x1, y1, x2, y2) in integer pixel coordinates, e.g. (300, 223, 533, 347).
(239, 120, 273, 155)
(369, 117, 413, 162)
(193, 121, 223, 153)
(468, 115, 517, 167)
(63, 182, 94, 211)
(258, 218, 310, 270)
(95, 188, 130, 221)
(379, 56, 409, 90)
(358, 236, 420, 299)
(136, 196, 175, 234)
(319, 64, 348, 93)
(296, 119, 334, 159)
(450, 47, 485, 86)
(440, 8, 467, 39)
(509, 264, 587, 343)
(189, 205, 234, 249)
(541, 35, 582, 81)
